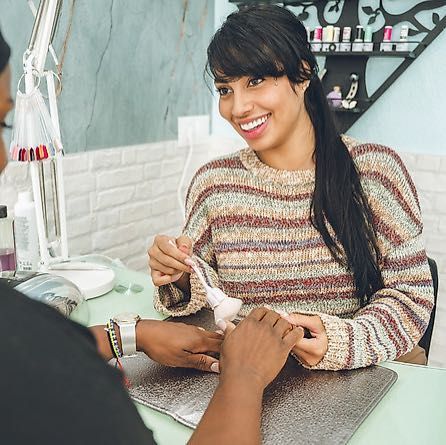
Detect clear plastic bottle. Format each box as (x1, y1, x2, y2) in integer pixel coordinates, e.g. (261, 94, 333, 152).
(14, 192, 40, 272)
(0, 205, 16, 273)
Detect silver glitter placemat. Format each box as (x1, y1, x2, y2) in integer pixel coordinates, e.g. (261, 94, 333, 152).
(123, 310, 397, 444)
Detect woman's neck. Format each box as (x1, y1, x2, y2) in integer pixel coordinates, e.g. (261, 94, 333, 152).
(256, 111, 316, 171)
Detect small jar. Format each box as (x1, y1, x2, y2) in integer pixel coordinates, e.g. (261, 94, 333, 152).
(0, 205, 16, 273)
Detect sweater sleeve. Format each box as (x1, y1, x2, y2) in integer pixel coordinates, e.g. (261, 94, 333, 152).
(306, 146, 434, 371)
(153, 166, 220, 317)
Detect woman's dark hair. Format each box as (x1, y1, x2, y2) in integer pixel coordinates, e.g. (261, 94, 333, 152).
(206, 5, 384, 306)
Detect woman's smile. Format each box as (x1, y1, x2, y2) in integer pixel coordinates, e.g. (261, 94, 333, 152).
(237, 113, 271, 139)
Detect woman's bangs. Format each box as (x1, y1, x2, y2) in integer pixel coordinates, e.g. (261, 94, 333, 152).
(208, 33, 284, 82)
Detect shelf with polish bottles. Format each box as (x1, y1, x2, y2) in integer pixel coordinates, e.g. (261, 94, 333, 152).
(308, 24, 419, 59)
(312, 48, 415, 58)
(310, 24, 420, 117)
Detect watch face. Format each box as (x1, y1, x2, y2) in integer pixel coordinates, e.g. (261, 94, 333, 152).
(113, 312, 140, 323)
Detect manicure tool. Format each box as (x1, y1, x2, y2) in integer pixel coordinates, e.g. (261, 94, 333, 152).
(185, 258, 242, 325)
(168, 240, 242, 325)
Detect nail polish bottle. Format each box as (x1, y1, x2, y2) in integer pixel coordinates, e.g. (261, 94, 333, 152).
(340, 27, 352, 52)
(311, 26, 322, 52)
(352, 25, 364, 52)
(380, 26, 393, 52)
(396, 25, 409, 52)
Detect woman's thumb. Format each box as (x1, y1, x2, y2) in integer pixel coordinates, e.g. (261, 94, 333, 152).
(176, 235, 193, 254)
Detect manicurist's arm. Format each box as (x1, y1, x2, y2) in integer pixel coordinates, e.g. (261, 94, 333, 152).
(189, 308, 303, 445)
(89, 319, 222, 372)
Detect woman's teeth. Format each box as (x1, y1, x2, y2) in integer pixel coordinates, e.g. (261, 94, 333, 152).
(240, 114, 269, 131)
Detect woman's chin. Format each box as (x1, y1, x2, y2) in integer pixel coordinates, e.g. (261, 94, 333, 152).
(244, 137, 271, 153)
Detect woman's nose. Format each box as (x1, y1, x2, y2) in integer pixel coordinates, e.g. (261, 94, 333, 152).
(231, 92, 254, 118)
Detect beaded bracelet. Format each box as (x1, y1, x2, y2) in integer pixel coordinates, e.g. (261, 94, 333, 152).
(105, 319, 122, 359)
(104, 320, 131, 388)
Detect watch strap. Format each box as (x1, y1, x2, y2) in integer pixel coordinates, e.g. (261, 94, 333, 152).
(118, 321, 137, 357)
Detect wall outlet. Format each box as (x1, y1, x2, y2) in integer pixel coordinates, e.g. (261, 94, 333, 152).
(177, 115, 210, 146)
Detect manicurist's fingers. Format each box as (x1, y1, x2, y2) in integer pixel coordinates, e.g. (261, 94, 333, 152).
(273, 317, 293, 337)
(247, 306, 269, 321)
(185, 354, 220, 373)
(285, 313, 324, 334)
(283, 326, 304, 349)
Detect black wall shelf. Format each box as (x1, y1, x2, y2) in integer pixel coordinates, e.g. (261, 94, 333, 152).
(313, 51, 414, 58)
(229, 1, 446, 133)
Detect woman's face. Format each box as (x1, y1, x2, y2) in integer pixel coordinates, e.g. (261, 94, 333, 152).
(0, 64, 13, 172)
(215, 75, 308, 154)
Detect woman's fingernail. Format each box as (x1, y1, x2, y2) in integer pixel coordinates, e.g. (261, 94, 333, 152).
(210, 362, 220, 373)
(276, 309, 289, 317)
(215, 329, 224, 335)
(184, 258, 194, 267)
(216, 319, 227, 331)
(197, 327, 205, 331)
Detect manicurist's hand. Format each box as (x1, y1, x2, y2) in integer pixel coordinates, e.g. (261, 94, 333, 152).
(220, 307, 304, 389)
(148, 234, 193, 289)
(189, 308, 304, 445)
(136, 319, 222, 373)
(284, 313, 328, 367)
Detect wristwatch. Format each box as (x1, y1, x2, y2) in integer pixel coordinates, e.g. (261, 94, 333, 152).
(113, 312, 141, 357)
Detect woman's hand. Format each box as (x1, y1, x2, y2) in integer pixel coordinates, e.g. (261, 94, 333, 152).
(148, 234, 193, 286)
(284, 314, 328, 367)
(136, 319, 223, 372)
(219, 307, 304, 390)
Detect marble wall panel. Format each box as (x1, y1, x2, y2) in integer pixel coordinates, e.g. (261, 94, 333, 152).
(1, 0, 214, 152)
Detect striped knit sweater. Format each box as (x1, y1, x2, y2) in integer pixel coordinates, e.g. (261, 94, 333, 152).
(154, 137, 434, 371)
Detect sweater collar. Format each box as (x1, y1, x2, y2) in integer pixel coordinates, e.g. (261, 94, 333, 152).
(239, 147, 315, 186)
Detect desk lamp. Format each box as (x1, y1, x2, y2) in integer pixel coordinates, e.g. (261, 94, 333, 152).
(9, 0, 114, 299)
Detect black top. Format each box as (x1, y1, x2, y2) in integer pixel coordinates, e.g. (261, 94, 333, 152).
(0, 282, 156, 445)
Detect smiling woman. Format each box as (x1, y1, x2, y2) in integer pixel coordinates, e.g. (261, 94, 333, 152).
(148, 4, 434, 371)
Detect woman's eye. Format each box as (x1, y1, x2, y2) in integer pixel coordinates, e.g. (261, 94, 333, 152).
(248, 77, 264, 87)
(216, 87, 231, 97)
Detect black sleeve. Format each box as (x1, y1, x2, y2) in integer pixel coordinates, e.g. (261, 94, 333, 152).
(0, 282, 156, 445)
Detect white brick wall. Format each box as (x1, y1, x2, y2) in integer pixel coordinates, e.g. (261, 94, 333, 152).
(0, 138, 444, 366)
(400, 152, 446, 368)
(0, 136, 243, 274)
